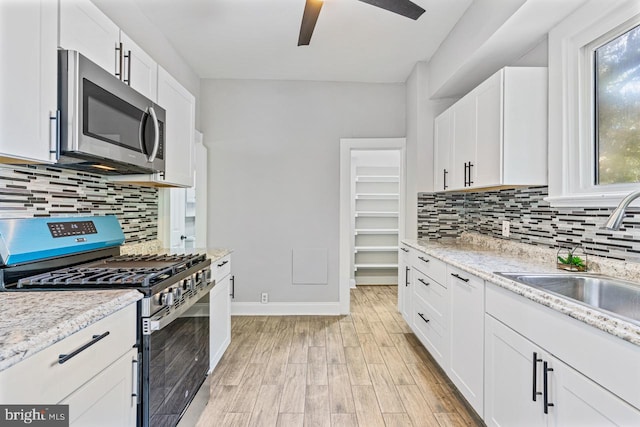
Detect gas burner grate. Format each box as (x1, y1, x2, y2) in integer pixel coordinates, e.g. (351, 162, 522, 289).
(17, 253, 207, 289)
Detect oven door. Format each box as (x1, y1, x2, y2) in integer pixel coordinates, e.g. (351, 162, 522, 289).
(140, 292, 211, 427)
(59, 50, 165, 174)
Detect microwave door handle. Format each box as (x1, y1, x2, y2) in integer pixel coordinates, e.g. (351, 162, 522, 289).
(138, 108, 149, 157)
(147, 106, 160, 162)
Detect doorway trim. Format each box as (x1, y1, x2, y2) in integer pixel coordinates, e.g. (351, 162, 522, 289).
(339, 138, 406, 314)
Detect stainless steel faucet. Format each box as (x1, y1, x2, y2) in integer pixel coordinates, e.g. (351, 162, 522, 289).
(604, 188, 640, 230)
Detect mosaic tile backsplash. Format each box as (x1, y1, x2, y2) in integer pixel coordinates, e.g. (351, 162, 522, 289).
(0, 164, 157, 243)
(418, 186, 640, 262)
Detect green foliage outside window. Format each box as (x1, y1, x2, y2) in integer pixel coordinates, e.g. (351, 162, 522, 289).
(595, 24, 640, 185)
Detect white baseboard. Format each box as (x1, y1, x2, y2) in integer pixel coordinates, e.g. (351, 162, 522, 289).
(231, 302, 341, 316)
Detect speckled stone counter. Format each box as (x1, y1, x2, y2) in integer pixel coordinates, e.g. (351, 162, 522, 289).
(120, 240, 232, 264)
(0, 290, 142, 372)
(403, 234, 640, 346)
(207, 248, 232, 263)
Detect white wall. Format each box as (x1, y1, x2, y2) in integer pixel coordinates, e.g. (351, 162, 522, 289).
(200, 79, 405, 305)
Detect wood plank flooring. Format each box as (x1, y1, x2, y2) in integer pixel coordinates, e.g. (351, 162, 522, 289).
(195, 286, 483, 427)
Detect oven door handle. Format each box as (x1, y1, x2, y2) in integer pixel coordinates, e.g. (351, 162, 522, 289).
(146, 279, 215, 333)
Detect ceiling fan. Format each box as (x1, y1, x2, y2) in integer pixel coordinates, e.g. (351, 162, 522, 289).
(298, 0, 426, 46)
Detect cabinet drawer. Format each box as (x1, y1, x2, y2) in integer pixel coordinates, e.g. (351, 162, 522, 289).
(211, 255, 231, 282)
(0, 303, 136, 404)
(413, 268, 448, 319)
(413, 294, 447, 364)
(412, 252, 446, 284)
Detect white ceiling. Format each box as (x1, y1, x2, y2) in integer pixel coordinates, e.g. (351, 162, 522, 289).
(125, 0, 472, 83)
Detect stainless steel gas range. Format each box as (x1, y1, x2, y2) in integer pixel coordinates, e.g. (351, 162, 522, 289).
(0, 215, 212, 427)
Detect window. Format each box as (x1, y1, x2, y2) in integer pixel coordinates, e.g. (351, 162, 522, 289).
(595, 24, 640, 185)
(547, 2, 640, 207)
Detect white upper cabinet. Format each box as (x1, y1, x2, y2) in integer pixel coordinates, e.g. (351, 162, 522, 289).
(433, 109, 452, 191)
(0, 0, 58, 163)
(450, 93, 476, 190)
(438, 67, 547, 192)
(59, 0, 158, 101)
(58, 0, 120, 76)
(157, 66, 195, 187)
(119, 31, 158, 101)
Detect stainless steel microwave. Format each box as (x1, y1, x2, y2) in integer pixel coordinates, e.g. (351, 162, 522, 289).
(58, 50, 165, 175)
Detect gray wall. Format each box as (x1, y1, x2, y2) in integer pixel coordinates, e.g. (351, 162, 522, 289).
(200, 79, 405, 304)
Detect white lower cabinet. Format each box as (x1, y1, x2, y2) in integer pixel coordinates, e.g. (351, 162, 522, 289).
(0, 304, 137, 426)
(485, 314, 549, 427)
(485, 314, 640, 426)
(400, 245, 640, 425)
(398, 245, 411, 323)
(61, 348, 138, 427)
(448, 266, 484, 417)
(209, 254, 232, 371)
(549, 354, 640, 426)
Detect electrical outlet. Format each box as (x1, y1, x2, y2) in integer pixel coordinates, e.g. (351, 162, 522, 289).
(502, 220, 510, 238)
(261, 292, 268, 304)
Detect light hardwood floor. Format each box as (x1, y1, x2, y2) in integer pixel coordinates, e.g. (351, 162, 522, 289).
(195, 285, 483, 427)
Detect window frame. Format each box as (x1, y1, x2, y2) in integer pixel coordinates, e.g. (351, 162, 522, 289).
(547, 1, 640, 208)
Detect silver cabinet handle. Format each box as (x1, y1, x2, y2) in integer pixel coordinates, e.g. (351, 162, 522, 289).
(124, 50, 132, 85)
(49, 110, 60, 161)
(131, 358, 139, 404)
(115, 42, 124, 79)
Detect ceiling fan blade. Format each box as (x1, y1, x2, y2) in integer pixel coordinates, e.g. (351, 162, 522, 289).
(298, 0, 324, 46)
(358, 0, 425, 20)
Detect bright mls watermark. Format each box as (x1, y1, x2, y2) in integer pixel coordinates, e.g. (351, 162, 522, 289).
(0, 405, 68, 426)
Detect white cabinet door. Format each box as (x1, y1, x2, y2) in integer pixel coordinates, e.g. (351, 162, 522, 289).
(120, 31, 158, 101)
(157, 66, 195, 187)
(58, 0, 120, 76)
(486, 308, 640, 427)
(484, 315, 547, 427)
(549, 356, 640, 427)
(61, 348, 138, 427)
(0, 0, 57, 163)
(448, 266, 484, 417)
(433, 109, 452, 192)
(398, 245, 411, 322)
(474, 70, 502, 188)
(450, 94, 476, 190)
(210, 273, 231, 371)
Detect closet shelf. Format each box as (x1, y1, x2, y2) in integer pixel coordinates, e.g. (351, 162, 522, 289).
(355, 175, 399, 183)
(355, 211, 398, 217)
(354, 246, 398, 253)
(355, 193, 399, 200)
(354, 263, 398, 271)
(354, 229, 399, 235)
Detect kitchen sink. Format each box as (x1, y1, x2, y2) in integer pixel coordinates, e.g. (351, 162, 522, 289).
(496, 272, 640, 326)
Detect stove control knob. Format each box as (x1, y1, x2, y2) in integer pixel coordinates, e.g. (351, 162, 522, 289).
(174, 287, 182, 300)
(183, 277, 194, 291)
(163, 289, 175, 307)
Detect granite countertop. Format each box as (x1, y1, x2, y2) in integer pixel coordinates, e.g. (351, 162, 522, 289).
(119, 240, 232, 263)
(403, 235, 640, 346)
(206, 248, 233, 263)
(0, 290, 142, 372)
